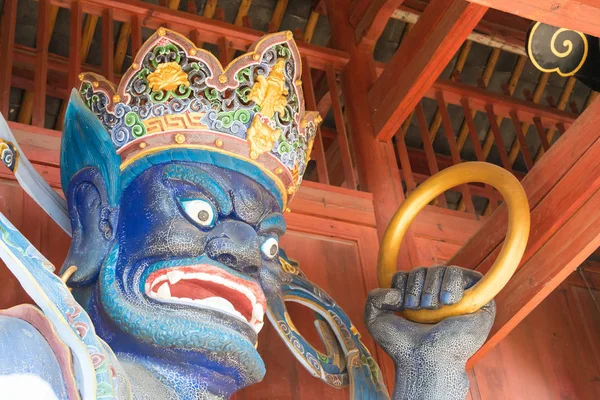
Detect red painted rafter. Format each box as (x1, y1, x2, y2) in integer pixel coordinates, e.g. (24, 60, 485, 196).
(47, 0, 348, 71)
(354, 0, 406, 49)
(33, 0, 51, 128)
(467, 0, 600, 38)
(368, 0, 487, 142)
(0, 0, 18, 116)
(447, 97, 600, 365)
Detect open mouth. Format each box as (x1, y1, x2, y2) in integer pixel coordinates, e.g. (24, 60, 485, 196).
(144, 264, 266, 333)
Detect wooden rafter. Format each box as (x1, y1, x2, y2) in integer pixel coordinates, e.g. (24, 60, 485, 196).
(354, 0, 406, 49)
(268, 0, 288, 33)
(45, 0, 347, 71)
(17, 5, 59, 125)
(0, 0, 18, 116)
(467, 0, 600, 38)
(368, 0, 488, 141)
(448, 97, 600, 365)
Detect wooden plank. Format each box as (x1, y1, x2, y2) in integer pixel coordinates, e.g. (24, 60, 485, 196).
(449, 96, 600, 289)
(466, 0, 600, 38)
(302, 11, 319, 43)
(48, 0, 349, 71)
(429, 40, 472, 142)
(326, 65, 356, 189)
(369, 0, 487, 141)
(507, 107, 534, 170)
(68, 1, 83, 92)
(326, 0, 419, 310)
(435, 91, 475, 214)
(33, 0, 51, 128)
(395, 118, 417, 194)
(102, 8, 115, 83)
(0, 0, 18, 116)
(290, 181, 376, 227)
(17, 6, 58, 125)
(354, 0, 406, 49)
(415, 102, 446, 207)
(468, 187, 600, 367)
(534, 77, 577, 162)
(484, 104, 511, 170)
(459, 98, 497, 211)
(268, 0, 288, 33)
(481, 55, 527, 160)
(456, 47, 500, 151)
(234, 0, 252, 26)
(301, 57, 329, 185)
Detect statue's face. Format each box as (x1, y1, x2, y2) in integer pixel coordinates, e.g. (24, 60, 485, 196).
(98, 162, 286, 388)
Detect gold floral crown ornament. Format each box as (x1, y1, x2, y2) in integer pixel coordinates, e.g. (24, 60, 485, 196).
(77, 28, 322, 206)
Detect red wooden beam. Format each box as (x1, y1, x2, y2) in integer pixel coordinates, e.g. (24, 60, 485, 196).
(48, 0, 349, 71)
(446, 97, 600, 364)
(467, 0, 600, 38)
(368, 0, 487, 142)
(68, 1, 83, 92)
(354, 0, 406, 49)
(0, 0, 18, 116)
(102, 8, 115, 83)
(33, 0, 51, 128)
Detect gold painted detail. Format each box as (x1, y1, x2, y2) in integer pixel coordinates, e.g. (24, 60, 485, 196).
(218, 74, 228, 84)
(139, 142, 147, 149)
(247, 114, 282, 159)
(112, 95, 121, 103)
(214, 139, 223, 147)
(60, 265, 78, 283)
(248, 58, 288, 118)
(174, 133, 186, 144)
(279, 257, 300, 275)
(157, 27, 166, 36)
(528, 21, 589, 77)
(78, 73, 85, 81)
(378, 162, 530, 324)
(147, 62, 190, 92)
(143, 112, 208, 135)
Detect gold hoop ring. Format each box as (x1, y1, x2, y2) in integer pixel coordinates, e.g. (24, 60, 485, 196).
(377, 162, 530, 323)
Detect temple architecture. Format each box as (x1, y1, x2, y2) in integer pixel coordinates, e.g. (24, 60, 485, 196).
(0, 0, 599, 399)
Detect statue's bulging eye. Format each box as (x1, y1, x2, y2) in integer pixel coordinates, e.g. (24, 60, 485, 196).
(261, 237, 279, 259)
(180, 199, 216, 228)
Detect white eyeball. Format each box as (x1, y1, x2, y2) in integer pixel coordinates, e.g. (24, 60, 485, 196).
(261, 237, 279, 259)
(180, 199, 215, 227)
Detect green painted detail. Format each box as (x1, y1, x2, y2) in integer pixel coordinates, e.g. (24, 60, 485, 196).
(124, 111, 147, 138)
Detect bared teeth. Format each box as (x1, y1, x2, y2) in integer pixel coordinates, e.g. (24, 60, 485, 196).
(167, 270, 184, 285)
(146, 266, 267, 334)
(156, 282, 171, 298)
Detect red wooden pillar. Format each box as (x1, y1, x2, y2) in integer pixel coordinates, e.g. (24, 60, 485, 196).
(325, 0, 417, 265)
(0, 0, 18, 116)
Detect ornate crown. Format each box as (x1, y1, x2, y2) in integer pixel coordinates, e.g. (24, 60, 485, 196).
(76, 28, 321, 206)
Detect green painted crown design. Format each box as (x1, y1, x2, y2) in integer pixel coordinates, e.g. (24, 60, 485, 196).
(77, 28, 322, 203)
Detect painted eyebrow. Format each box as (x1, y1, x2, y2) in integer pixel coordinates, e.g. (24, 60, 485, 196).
(258, 213, 286, 236)
(163, 164, 233, 214)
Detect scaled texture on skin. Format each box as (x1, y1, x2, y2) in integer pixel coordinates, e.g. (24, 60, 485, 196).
(365, 266, 496, 400)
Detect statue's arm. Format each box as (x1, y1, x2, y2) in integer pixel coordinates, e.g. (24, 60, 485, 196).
(365, 266, 496, 400)
(0, 314, 71, 399)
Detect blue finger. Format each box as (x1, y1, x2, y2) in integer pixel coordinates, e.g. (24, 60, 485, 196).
(421, 293, 432, 307)
(405, 294, 417, 308)
(440, 291, 452, 304)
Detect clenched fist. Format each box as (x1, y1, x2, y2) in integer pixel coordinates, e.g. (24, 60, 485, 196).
(365, 266, 495, 400)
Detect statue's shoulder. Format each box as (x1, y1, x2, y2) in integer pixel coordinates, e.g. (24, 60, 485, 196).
(0, 304, 79, 399)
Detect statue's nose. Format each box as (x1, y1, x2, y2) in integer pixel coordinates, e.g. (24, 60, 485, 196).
(205, 220, 262, 274)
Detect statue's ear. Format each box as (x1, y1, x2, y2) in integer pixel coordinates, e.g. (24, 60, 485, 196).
(59, 167, 118, 287)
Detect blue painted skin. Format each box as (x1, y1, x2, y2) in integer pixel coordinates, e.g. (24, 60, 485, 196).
(67, 163, 286, 398)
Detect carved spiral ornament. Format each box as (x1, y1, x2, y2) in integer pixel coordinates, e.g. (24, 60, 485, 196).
(527, 21, 588, 77)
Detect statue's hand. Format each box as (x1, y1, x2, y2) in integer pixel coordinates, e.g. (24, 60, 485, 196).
(364, 266, 496, 400)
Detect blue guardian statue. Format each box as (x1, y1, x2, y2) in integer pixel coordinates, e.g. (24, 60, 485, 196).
(0, 28, 497, 400)
(0, 29, 389, 399)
